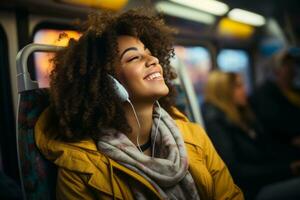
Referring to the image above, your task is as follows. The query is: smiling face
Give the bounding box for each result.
[115,35,169,103]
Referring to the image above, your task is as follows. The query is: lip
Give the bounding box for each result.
[143,68,163,80]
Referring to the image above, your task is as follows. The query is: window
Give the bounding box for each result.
[0,25,18,179]
[33,28,81,88]
[174,46,212,104]
[217,49,252,93]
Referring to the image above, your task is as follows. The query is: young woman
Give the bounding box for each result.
[34,10,243,200]
[202,71,300,200]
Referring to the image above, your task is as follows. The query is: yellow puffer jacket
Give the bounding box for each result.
[35,107,244,200]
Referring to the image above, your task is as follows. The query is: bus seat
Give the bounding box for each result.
[16,44,62,200]
[17,89,56,200]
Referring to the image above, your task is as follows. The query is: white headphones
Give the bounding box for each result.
[108,74,129,102]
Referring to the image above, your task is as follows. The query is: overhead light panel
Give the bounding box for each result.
[155,1,216,25]
[228,8,266,26]
[169,0,229,16]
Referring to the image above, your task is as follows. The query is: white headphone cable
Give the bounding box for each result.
[127,100,162,155]
[127,100,143,153]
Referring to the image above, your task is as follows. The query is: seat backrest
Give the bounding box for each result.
[16,44,62,200]
[17,89,56,200]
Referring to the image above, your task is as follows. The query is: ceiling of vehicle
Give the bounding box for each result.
[153,0,300,47]
[1,0,299,46]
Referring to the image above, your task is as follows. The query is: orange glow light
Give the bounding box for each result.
[217,18,255,39]
[34,29,81,88]
[57,0,128,11]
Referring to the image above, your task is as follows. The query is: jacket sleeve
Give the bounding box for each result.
[56,168,113,200]
[201,127,245,200]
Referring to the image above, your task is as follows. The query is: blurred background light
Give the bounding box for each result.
[218,18,255,39]
[57,0,128,11]
[155,1,216,24]
[169,0,229,16]
[33,29,81,88]
[228,8,266,26]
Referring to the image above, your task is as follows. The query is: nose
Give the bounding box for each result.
[146,55,159,68]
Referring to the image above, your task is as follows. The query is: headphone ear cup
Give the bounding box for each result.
[108,75,129,102]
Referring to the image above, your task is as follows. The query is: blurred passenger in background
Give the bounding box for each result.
[201,71,300,200]
[250,48,300,159]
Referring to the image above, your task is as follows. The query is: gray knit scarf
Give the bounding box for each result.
[97,107,200,200]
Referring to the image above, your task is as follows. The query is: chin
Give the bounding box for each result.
[158,85,170,96]
[147,87,169,102]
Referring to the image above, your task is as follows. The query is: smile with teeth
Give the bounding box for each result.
[144,72,163,80]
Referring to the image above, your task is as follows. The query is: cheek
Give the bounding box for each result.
[121,68,142,90]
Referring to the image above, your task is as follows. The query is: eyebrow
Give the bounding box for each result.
[120,47,138,60]
[120,46,148,60]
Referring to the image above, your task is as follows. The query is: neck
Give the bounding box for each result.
[124,101,154,146]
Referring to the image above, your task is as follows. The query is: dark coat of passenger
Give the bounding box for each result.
[201,102,293,200]
[250,80,300,148]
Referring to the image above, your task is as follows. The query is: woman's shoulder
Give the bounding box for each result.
[171,107,211,150]
[35,108,108,173]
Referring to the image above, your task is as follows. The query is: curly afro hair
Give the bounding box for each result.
[49,8,177,141]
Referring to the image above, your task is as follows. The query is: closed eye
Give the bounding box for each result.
[127,56,140,62]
